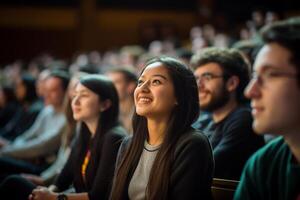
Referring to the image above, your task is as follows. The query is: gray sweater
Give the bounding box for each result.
[128,141,160,200]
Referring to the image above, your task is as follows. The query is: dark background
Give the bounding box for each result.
[0,0,299,65]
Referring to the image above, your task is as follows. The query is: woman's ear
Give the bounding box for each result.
[100,99,112,112]
[226,75,240,92]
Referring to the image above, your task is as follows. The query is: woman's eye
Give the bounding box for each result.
[137,80,144,86]
[152,79,161,85]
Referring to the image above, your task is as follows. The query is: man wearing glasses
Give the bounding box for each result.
[234,18,300,200]
[190,47,265,180]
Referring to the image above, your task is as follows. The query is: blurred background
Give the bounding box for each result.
[0,0,299,67]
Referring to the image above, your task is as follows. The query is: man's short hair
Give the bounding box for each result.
[108,67,138,84]
[48,70,70,91]
[190,47,250,104]
[260,17,300,82]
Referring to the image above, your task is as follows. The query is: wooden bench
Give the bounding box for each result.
[211,178,239,200]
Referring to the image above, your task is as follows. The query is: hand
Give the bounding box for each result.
[29,186,57,200]
[21,173,45,186]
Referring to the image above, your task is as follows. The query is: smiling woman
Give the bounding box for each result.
[134,62,177,120]
[110,56,214,200]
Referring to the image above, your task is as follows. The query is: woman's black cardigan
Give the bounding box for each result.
[55,125,127,200]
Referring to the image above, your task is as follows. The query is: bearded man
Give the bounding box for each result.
[191,47,265,180]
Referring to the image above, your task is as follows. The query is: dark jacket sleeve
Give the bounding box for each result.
[170,131,214,200]
[88,128,126,200]
[54,137,78,191]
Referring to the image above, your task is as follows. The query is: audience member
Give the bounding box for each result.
[106,68,137,134]
[0,85,20,128]
[0,74,127,200]
[110,57,214,200]
[21,73,82,186]
[0,70,69,179]
[234,17,300,200]
[0,74,43,141]
[191,47,265,180]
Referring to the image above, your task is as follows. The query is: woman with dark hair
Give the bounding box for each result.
[0,74,43,141]
[0,74,127,200]
[110,56,214,200]
[30,74,127,200]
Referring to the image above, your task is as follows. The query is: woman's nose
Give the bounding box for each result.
[140,80,150,92]
[72,96,80,105]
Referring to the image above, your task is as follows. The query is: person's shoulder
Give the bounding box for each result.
[109,125,128,136]
[120,135,132,148]
[105,125,128,141]
[221,105,253,130]
[116,135,132,158]
[175,128,211,153]
[229,105,252,120]
[182,128,209,142]
[30,100,44,112]
[42,105,53,113]
[247,136,286,166]
[255,136,285,155]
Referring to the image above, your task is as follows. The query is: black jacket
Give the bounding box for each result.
[55,125,127,200]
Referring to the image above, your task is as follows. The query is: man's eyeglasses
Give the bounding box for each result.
[251,70,298,87]
[195,72,225,84]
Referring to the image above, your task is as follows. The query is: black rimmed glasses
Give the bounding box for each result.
[251,70,298,87]
[195,72,226,84]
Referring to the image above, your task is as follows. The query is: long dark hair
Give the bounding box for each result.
[111,57,200,199]
[74,74,119,189]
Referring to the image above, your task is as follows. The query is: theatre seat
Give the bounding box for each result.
[211,178,239,200]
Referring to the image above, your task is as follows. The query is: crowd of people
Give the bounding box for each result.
[0,11,299,200]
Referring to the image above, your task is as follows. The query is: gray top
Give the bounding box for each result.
[0,105,66,159]
[128,141,160,200]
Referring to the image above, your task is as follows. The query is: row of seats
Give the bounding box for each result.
[212,178,239,200]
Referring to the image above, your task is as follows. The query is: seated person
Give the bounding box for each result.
[0,74,43,141]
[106,67,137,134]
[110,57,213,200]
[0,85,20,128]
[191,47,265,180]
[0,74,127,200]
[234,17,300,200]
[0,71,69,179]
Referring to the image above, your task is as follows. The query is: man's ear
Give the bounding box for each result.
[226,76,239,92]
[100,99,112,112]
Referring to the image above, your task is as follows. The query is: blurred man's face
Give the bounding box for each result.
[107,72,131,101]
[43,77,65,108]
[194,63,230,112]
[245,42,300,135]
